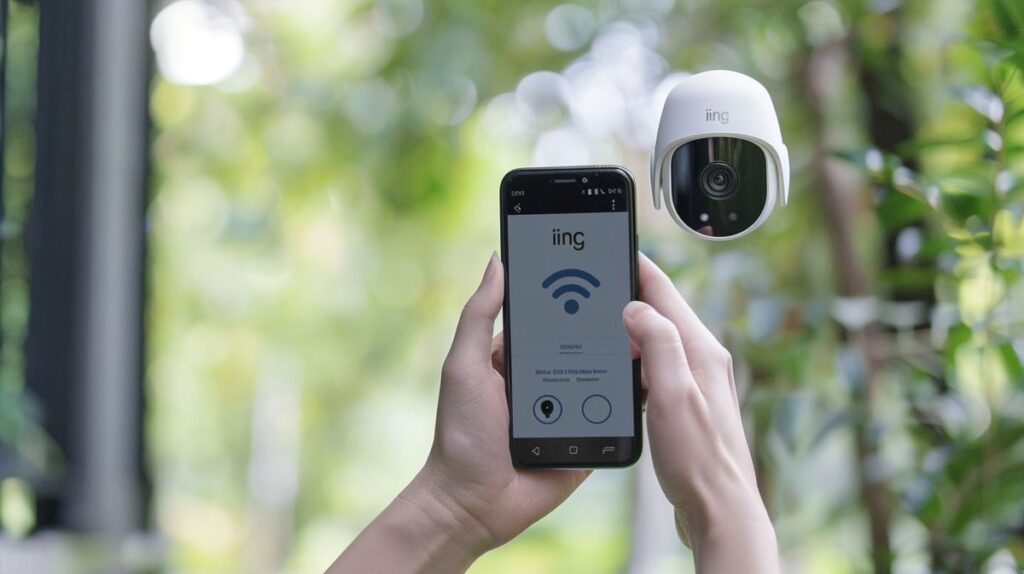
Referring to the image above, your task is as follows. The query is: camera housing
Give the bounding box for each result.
[651,70,789,240]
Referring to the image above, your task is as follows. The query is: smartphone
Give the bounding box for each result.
[500,166,641,468]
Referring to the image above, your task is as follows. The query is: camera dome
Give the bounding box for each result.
[651,70,790,240]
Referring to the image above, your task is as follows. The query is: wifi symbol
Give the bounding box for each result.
[541,268,601,315]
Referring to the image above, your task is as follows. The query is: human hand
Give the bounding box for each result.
[416,252,590,551]
[330,253,589,573]
[622,253,778,573]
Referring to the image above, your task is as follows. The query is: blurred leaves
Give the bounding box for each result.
[0,0,1021,571]
[839,1,1024,568]
[0,478,35,539]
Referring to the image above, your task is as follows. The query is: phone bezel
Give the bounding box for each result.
[499,165,642,469]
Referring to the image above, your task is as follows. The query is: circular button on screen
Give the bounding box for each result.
[533,395,563,424]
[582,394,612,424]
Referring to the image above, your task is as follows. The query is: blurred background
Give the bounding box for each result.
[1,0,1024,572]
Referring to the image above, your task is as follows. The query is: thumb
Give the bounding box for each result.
[622,301,700,406]
[446,253,504,373]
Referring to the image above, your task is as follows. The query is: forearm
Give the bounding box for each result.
[688,508,780,574]
[328,475,486,574]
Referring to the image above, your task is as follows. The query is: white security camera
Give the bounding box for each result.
[650,70,790,240]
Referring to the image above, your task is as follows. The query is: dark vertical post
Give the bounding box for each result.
[25,0,90,528]
[25,0,150,552]
[68,0,150,542]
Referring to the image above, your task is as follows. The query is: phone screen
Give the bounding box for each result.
[501,167,640,467]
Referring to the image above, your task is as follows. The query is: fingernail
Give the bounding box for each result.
[623,300,648,323]
[483,251,499,280]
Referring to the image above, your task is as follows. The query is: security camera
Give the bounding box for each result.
[650,70,789,240]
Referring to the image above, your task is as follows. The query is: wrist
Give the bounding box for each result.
[401,464,496,564]
[681,502,779,574]
[329,467,490,574]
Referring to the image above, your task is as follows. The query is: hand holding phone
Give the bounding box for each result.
[331,246,779,573]
[330,253,592,573]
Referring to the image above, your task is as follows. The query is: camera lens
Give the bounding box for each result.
[699,162,739,200]
[670,137,768,238]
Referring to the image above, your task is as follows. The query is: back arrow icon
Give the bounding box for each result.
[531,446,541,456]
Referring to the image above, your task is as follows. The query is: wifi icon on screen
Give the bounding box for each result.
[541,268,601,315]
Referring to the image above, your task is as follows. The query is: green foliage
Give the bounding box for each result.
[1,0,1023,572]
[0,1,56,509]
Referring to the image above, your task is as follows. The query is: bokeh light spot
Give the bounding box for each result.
[151,0,245,86]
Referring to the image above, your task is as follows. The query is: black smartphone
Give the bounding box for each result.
[500,166,641,468]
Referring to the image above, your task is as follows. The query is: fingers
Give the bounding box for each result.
[636,253,755,482]
[445,253,504,376]
[623,301,719,480]
[637,253,739,410]
[638,252,722,361]
[622,301,700,409]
